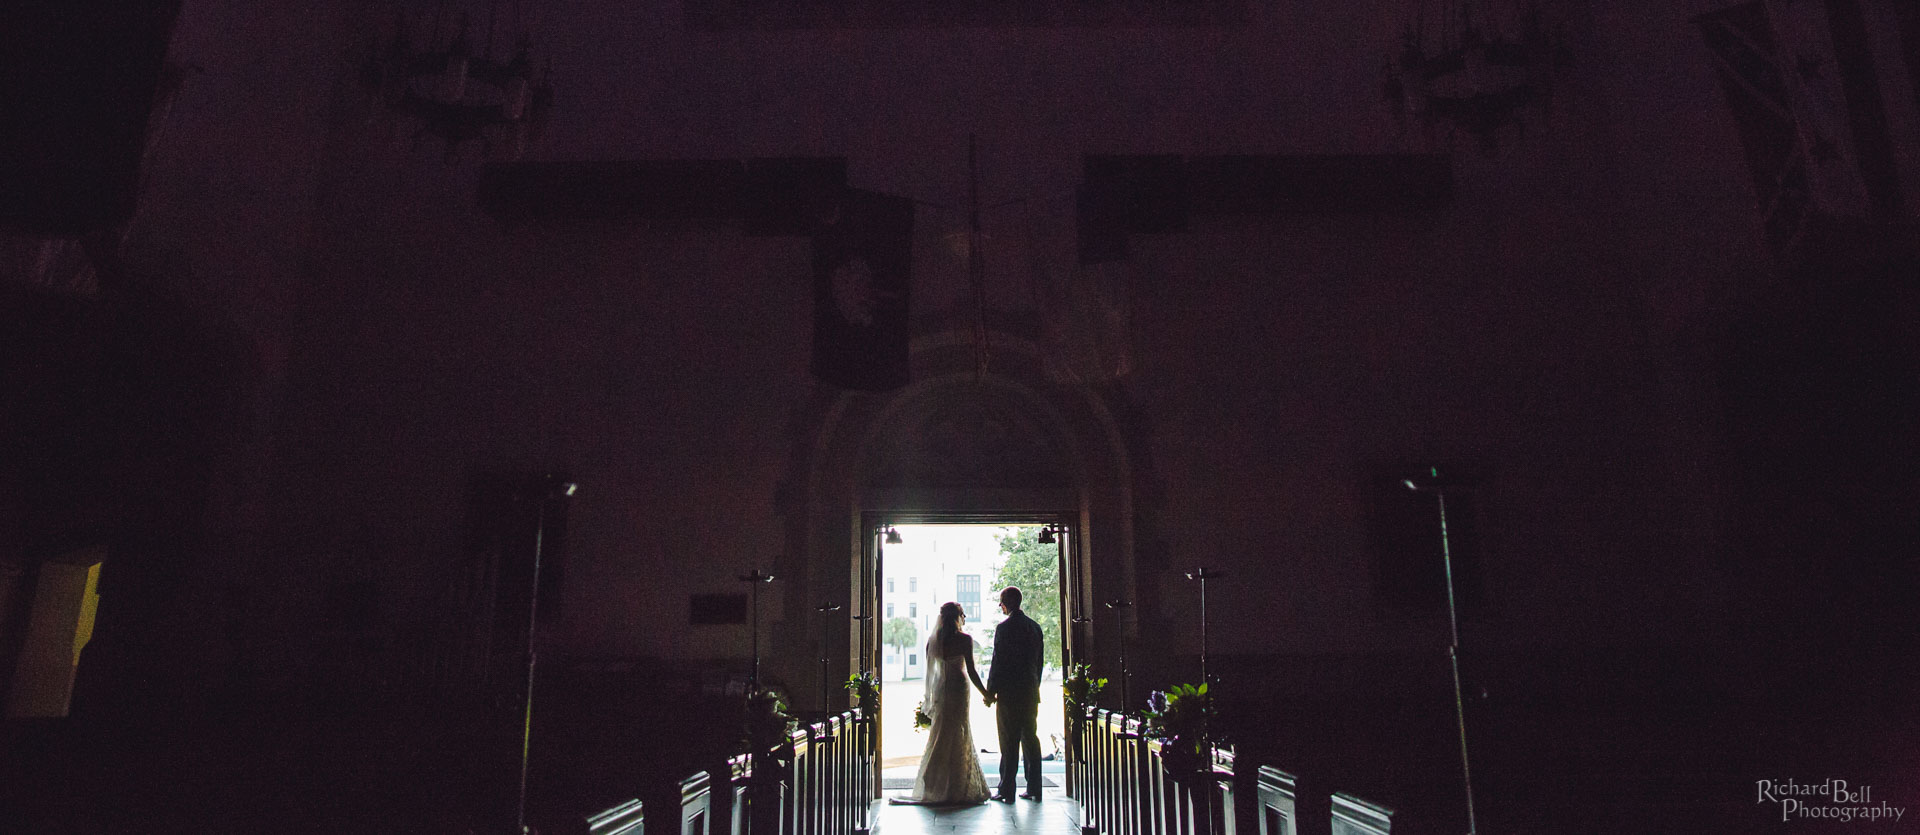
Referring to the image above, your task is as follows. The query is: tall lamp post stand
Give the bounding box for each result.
[1183,568,1221,691]
[850,612,872,681]
[517,476,575,835]
[1106,599,1133,711]
[1182,568,1227,834]
[815,602,841,713]
[851,607,873,835]
[738,569,777,689]
[1405,467,1478,835]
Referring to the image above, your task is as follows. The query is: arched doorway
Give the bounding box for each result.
[864,521,1071,792]
[772,328,1143,789]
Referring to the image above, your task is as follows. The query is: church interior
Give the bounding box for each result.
[3,0,1918,832]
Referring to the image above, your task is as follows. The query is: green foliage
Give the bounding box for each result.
[882,616,918,650]
[742,686,797,755]
[1142,682,1211,745]
[844,671,879,709]
[1143,682,1216,777]
[1062,663,1108,714]
[990,526,1062,669]
[882,616,918,677]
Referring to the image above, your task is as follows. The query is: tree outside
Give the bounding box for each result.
[882,616,918,679]
[990,526,1062,670]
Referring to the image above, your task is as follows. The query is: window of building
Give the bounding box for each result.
[887,578,894,593]
[887,603,895,617]
[909,603,917,618]
[909,577,917,593]
[956,574,980,618]
[908,653,918,666]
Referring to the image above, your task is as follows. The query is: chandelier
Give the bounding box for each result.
[1384,0,1566,154]
[360,2,553,162]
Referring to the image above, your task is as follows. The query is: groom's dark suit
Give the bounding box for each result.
[986,608,1045,799]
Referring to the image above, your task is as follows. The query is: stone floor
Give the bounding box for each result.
[881,758,1067,791]
[872,791,1085,835]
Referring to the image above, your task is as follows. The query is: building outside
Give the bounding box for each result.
[880,525,1010,682]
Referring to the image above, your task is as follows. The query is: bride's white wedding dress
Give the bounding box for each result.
[900,635,989,805]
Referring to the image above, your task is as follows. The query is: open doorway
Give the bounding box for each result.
[875,523,1068,795]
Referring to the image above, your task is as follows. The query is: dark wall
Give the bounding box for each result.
[6,1,1918,831]
[21,0,1912,735]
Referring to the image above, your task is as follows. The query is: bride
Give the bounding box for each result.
[897,602,992,805]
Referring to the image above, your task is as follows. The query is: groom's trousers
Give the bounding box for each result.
[995,692,1043,797]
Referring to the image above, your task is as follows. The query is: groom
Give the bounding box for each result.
[984,585,1044,801]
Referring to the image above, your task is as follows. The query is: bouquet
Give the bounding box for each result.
[913,701,932,731]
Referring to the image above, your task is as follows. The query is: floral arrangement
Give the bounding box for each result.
[1142,682,1214,777]
[1060,663,1109,763]
[742,686,797,754]
[913,701,932,731]
[844,671,879,712]
[1062,663,1108,716]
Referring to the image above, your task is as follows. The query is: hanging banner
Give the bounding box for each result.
[812,189,915,392]
[1698,0,1905,252]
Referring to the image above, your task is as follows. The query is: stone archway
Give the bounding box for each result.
[772,328,1142,714]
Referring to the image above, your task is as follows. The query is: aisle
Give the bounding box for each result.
[872,789,1083,835]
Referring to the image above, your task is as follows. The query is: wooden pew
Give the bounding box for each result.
[849,709,873,835]
[1253,766,1298,835]
[804,719,831,835]
[1098,714,1121,835]
[572,710,870,835]
[676,772,714,835]
[714,753,752,835]
[1099,710,1117,834]
[1121,714,1150,835]
[1329,792,1393,835]
[822,716,843,835]
[785,725,811,835]
[1072,709,1097,834]
[586,799,645,835]
[1212,744,1237,835]
[1146,736,1183,835]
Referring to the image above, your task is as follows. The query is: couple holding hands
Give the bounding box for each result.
[897,586,1046,806]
